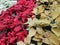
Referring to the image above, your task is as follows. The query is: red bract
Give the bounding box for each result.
[14,26,21,32]
[0,0,36,45]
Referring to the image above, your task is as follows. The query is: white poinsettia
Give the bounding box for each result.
[0,0,17,13]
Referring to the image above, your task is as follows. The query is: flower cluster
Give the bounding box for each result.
[0,0,17,13]
[24,0,60,45]
[0,0,36,45]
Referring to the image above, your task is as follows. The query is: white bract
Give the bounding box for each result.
[0,0,17,13]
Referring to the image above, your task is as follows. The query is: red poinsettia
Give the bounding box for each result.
[0,0,36,45]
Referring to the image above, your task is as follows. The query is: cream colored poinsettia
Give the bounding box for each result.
[32,7,38,15]
[17,41,25,45]
[28,28,36,37]
[37,42,42,45]
[38,5,44,13]
[46,31,60,45]
[33,5,44,15]
[55,16,60,26]
[52,27,60,37]
[40,13,47,19]
[36,27,44,35]
[49,4,60,19]
[24,0,60,45]
[40,0,48,2]
[26,18,37,27]
[24,35,31,44]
